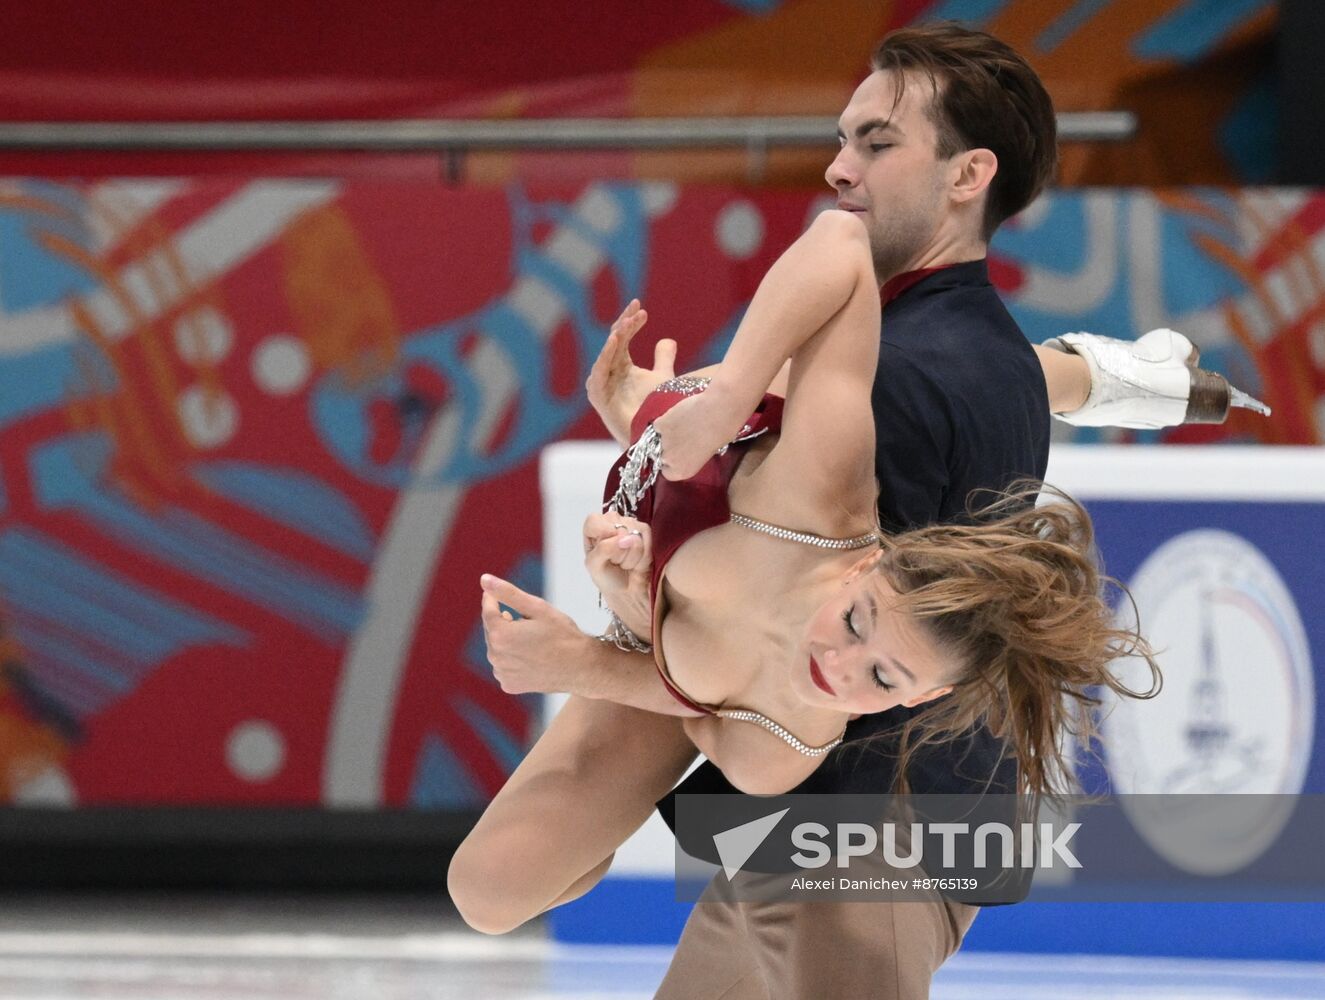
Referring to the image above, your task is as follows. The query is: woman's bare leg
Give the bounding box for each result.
[447,694,698,934]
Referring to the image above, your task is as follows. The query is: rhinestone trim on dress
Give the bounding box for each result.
[728,512,878,551]
[604,424,664,518]
[654,375,712,395]
[716,709,844,756]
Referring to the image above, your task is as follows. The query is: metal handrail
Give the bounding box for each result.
[0,112,1136,151]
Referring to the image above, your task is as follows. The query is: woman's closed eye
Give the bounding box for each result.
[842,606,894,691]
[840,606,859,638]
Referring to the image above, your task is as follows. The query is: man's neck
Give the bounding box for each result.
[880,265,948,304]
[909,236,987,273]
[882,231,988,284]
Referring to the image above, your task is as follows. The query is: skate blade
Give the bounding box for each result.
[1229,385,1271,417]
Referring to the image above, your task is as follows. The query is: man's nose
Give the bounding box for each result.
[825,150,855,191]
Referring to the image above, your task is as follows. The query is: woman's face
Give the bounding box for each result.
[794,555,958,715]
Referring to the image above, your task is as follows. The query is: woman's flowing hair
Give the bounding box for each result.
[874,483,1162,802]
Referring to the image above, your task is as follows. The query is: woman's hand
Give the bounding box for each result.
[583,512,652,579]
[586,300,678,446]
[582,513,653,640]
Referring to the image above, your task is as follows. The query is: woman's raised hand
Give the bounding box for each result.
[583,511,652,600]
[586,300,678,446]
[582,513,654,642]
[583,512,652,571]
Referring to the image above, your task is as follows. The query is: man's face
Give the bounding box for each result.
[826,69,955,281]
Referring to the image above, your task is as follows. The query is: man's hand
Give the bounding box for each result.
[480,575,592,695]
[479,573,697,717]
[586,299,678,446]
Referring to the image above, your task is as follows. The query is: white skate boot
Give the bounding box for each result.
[1046,328,1271,429]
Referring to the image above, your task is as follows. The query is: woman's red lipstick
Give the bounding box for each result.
[809,656,836,696]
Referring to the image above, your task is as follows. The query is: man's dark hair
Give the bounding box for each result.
[871,21,1058,241]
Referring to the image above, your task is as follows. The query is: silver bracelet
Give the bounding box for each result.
[597,609,653,653]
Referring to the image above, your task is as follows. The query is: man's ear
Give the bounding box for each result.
[950,148,997,205]
[903,684,953,709]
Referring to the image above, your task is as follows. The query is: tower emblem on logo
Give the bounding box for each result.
[1104,529,1314,875]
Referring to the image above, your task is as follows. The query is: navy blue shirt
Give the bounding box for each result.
[872,259,1049,534]
[659,258,1051,852]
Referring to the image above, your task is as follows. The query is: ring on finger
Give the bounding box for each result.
[628,529,643,537]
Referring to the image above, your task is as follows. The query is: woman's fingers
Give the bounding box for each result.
[583,516,650,573]
[614,526,650,572]
[650,336,675,379]
[589,302,641,394]
[585,536,618,575]
[608,300,638,337]
[614,301,647,349]
[583,513,629,555]
[592,533,634,567]
[610,298,639,328]
[618,539,644,572]
[586,331,623,396]
[583,511,631,534]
